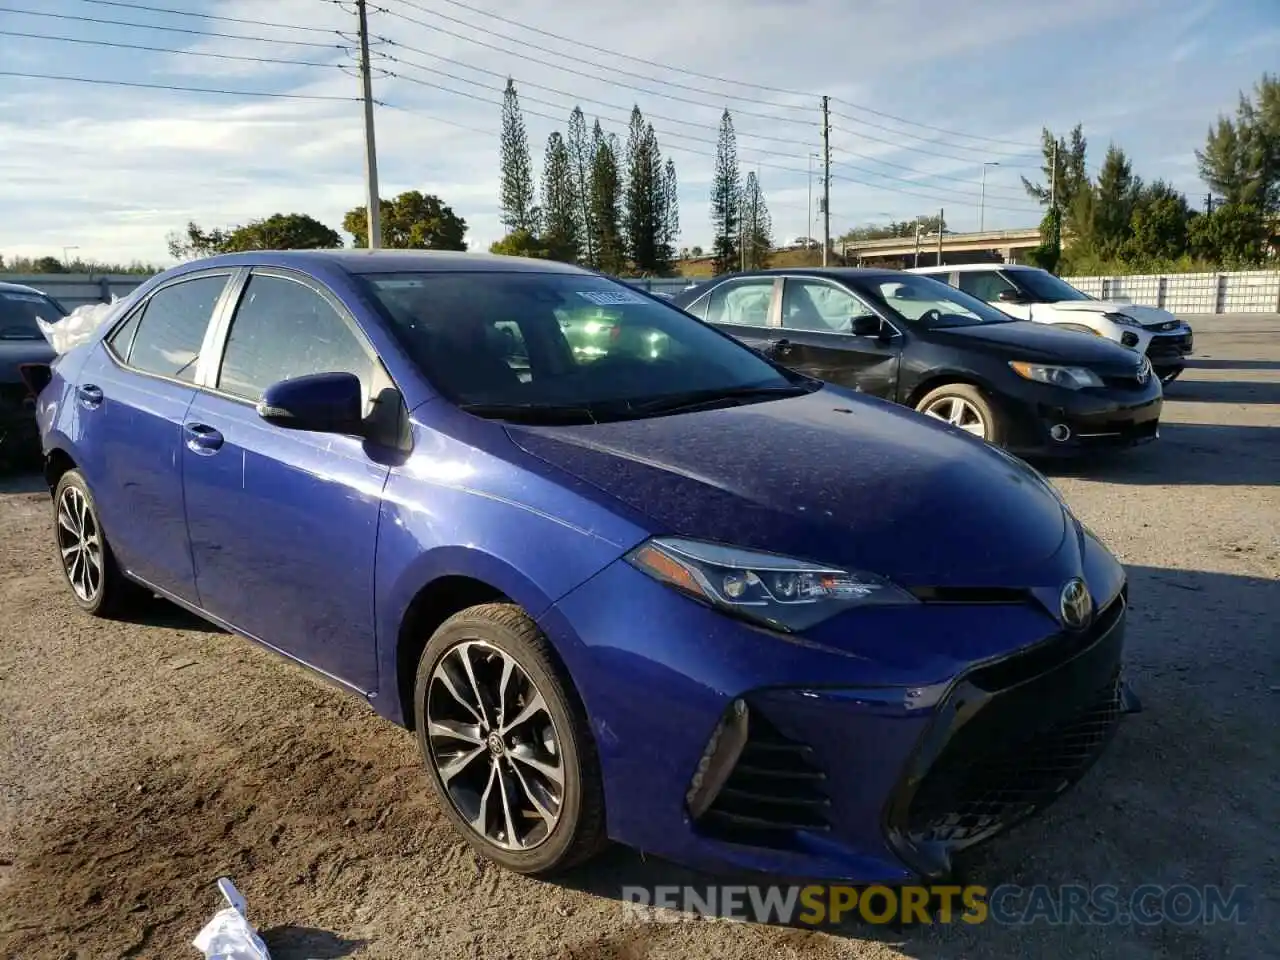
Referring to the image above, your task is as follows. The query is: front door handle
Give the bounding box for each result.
[77,384,103,408]
[767,338,793,359]
[184,422,224,455]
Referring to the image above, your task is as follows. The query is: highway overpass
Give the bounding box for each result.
[842,227,1042,266]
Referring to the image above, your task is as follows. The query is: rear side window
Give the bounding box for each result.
[705,279,775,326]
[217,274,375,403]
[124,275,229,382]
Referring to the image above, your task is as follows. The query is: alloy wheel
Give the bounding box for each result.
[425,640,564,851]
[56,486,102,602]
[922,395,988,438]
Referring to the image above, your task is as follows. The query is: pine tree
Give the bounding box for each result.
[739,172,773,269]
[711,110,742,275]
[1197,73,1280,213]
[1090,144,1142,258]
[624,107,665,273]
[540,132,580,262]
[567,106,595,266]
[589,122,625,274]
[659,158,680,270]
[500,78,538,234]
[1022,124,1089,213]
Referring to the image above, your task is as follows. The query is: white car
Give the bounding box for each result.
[909,263,1194,382]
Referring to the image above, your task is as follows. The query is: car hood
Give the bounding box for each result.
[1052,300,1179,326]
[928,320,1141,368]
[506,388,1068,585]
[0,340,56,384]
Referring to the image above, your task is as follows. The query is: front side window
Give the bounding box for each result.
[850,274,1014,329]
[781,279,877,333]
[956,270,1017,303]
[124,275,229,381]
[360,271,802,419]
[705,279,775,326]
[217,274,375,403]
[0,289,65,340]
[1009,269,1093,302]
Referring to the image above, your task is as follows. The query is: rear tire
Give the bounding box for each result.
[413,602,606,876]
[52,469,148,617]
[915,383,1004,446]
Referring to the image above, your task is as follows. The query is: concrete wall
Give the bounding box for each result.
[1065,271,1280,314]
[2,274,148,311]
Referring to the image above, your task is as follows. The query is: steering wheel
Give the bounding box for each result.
[919,309,943,327]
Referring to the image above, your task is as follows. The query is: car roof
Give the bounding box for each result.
[0,280,54,295]
[186,249,594,276]
[909,263,1043,274]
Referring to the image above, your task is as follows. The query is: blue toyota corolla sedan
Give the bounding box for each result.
[34,250,1137,883]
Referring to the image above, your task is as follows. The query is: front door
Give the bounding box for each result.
[72,272,233,603]
[777,277,900,398]
[181,269,394,693]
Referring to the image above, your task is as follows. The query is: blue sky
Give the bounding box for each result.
[1,0,1277,265]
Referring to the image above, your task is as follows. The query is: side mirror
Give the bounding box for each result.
[851,314,882,337]
[996,289,1025,304]
[256,372,365,436]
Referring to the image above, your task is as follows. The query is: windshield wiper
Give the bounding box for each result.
[457,402,598,425]
[619,383,814,418]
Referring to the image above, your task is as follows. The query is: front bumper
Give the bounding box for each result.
[1144,327,1194,368]
[1002,379,1163,457]
[539,529,1131,883]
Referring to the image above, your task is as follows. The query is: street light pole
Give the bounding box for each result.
[979,161,999,232]
[62,246,79,268]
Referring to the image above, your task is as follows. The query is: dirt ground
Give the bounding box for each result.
[0,315,1276,959]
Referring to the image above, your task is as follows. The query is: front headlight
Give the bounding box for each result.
[1102,312,1142,327]
[1009,361,1103,389]
[626,537,917,632]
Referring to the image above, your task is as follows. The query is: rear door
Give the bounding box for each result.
[181,267,394,692]
[776,276,901,398]
[72,271,234,603]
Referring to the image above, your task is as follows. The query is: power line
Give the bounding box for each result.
[830,123,1036,169]
[384,75,1040,212]
[69,0,346,34]
[830,152,1032,201]
[375,1,817,125]
[0,29,350,70]
[0,70,361,101]
[387,0,1039,156]
[380,46,816,149]
[831,102,1039,153]
[0,6,348,50]
[405,0,814,99]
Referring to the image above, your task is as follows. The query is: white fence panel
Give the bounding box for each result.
[1064,271,1280,314]
[1219,270,1280,312]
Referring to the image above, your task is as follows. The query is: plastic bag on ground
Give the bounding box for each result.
[37,297,123,355]
[192,878,272,960]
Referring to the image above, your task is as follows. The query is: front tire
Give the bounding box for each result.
[413,603,606,876]
[52,469,147,617]
[915,383,1004,445]
[1155,365,1183,384]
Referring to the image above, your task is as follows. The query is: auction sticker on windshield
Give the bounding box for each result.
[576,290,647,306]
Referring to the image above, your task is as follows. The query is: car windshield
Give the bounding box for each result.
[359,271,808,422]
[852,274,1014,329]
[1010,269,1093,302]
[0,288,65,340]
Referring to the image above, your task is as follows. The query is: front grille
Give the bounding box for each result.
[1145,334,1191,357]
[905,676,1122,847]
[698,713,831,848]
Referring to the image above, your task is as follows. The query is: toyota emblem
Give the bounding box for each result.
[1059,578,1093,630]
[1136,358,1150,385]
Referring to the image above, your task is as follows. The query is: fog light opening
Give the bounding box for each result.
[1050,423,1072,443]
[686,698,750,819]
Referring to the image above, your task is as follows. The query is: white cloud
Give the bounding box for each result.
[0,0,1266,265]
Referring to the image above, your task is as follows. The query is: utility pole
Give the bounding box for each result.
[936,208,944,266]
[356,0,382,249]
[979,161,999,232]
[913,221,921,267]
[1049,140,1060,251]
[807,153,813,249]
[1205,193,1216,214]
[821,96,831,266]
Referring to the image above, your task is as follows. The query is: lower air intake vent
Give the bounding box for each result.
[695,711,830,849]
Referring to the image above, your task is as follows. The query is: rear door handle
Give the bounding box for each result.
[184,422,224,455]
[77,384,103,408]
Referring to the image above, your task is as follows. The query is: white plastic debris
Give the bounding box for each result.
[37,297,122,355]
[192,878,272,960]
